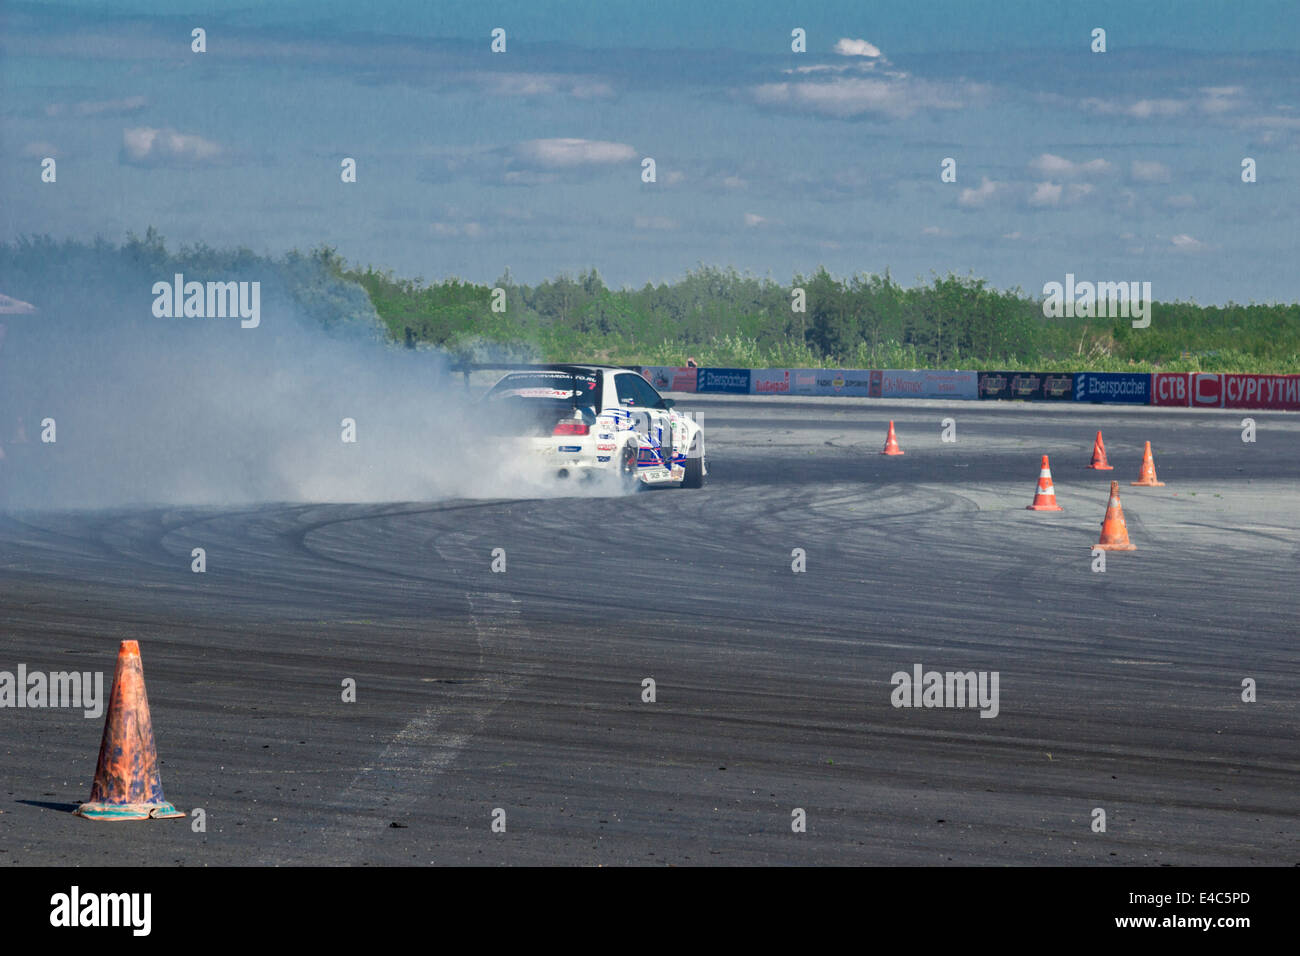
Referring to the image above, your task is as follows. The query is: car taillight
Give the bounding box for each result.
[553,421,589,435]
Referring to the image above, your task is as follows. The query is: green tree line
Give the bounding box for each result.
[338,258,1300,373]
[3,233,1296,373]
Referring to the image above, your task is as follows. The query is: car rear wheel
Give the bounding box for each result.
[620,444,641,491]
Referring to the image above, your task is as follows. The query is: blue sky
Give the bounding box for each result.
[2,0,1298,303]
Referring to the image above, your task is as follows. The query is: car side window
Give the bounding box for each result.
[616,373,663,408]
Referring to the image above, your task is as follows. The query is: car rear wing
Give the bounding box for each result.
[447,362,643,387]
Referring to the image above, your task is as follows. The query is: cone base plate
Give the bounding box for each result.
[881,450,904,456]
[1026,503,1063,511]
[1094,542,1137,551]
[75,801,185,821]
[1130,480,1165,486]
[1087,464,1114,470]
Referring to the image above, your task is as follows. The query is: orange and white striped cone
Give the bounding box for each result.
[1095,480,1137,551]
[881,421,904,456]
[1025,454,1064,511]
[1130,441,1165,486]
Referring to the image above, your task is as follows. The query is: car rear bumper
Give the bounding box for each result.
[510,437,682,483]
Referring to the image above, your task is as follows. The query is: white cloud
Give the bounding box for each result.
[722,175,747,189]
[1082,97,1188,119]
[430,221,484,238]
[1199,86,1244,114]
[480,73,614,99]
[1002,231,1022,240]
[1027,181,1094,207]
[0,292,37,314]
[785,63,852,75]
[1028,181,1063,207]
[120,127,221,166]
[1238,114,1300,130]
[665,170,686,185]
[510,138,636,168]
[743,213,768,227]
[1165,193,1196,208]
[22,141,60,158]
[1028,153,1110,177]
[753,76,972,119]
[1171,233,1205,251]
[921,225,950,237]
[1129,99,1187,119]
[834,38,882,58]
[47,95,147,118]
[1130,160,1172,183]
[958,177,1005,208]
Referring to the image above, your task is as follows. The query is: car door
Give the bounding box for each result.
[613,372,676,468]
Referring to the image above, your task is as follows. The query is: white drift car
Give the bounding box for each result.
[482,364,707,488]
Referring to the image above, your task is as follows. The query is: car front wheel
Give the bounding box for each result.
[681,437,707,488]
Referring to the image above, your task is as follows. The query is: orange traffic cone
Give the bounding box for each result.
[1026,454,1064,510]
[881,421,904,456]
[1087,431,1114,470]
[75,641,184,821]
[1095,480,1137,551]
[1131,441,1165,486]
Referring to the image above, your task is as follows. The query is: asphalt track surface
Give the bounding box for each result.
[2,398,1297,866]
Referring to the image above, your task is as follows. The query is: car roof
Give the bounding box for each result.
[488,363,636,373]
[539,364,634,373]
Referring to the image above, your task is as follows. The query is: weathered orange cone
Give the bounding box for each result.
[75,641,184,821]
[1026,454,1064,510]
[881,421,904,456]
[1131,441,1165,486]
[1087,430,1114,470]
[1095,480,1137,551]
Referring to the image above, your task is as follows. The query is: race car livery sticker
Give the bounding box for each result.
[501,387,585,399]
[602,410,634,430]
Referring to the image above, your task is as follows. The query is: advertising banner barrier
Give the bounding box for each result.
[978,371,1075,401]
[751,369,978,398]
[1149,372,1300,410]
[751,369,820,395]
[871,370,979,399]
[1152,372,1189,406]
[696,367,751,394]
[1072,372,1151,404]
[641,366,698,393]
[807,369,874,396]
[657,367,1299,408]
[1190,373,1223,408]
[1222,374,1300,410]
